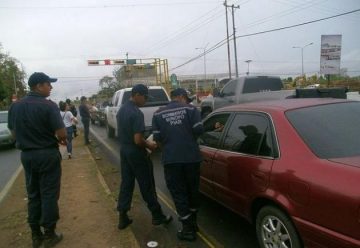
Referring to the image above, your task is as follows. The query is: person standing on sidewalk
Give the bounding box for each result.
[59,101,78,159]
[66,99,78,138]
[8,72,66,248]
[116,84,172,229]
[152,88,204,241]
[79,96,91,145]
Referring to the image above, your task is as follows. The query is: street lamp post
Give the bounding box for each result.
[292,42,313,77]
[245,60,252,75]
[196,43,209,84]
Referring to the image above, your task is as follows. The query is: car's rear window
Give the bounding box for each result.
[286,102,360,159]
[144,89,169,107]
[243,77,283,93]
[121,89,169,106]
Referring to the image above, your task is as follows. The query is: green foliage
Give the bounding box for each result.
[0,44,27,110]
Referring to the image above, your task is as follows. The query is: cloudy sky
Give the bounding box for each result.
[1,0,359,102]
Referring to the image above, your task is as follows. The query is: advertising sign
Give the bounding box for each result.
[320,35,342,75]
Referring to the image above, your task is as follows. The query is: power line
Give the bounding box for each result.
[236,8,360,39]
[144,7,224,53]
[170,8,360,71]
[0,1,222,9]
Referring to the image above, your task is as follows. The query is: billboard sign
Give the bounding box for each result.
[320,35,342,75]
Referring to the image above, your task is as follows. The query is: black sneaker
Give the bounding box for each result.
[32,233,43,248]
[118,213,133,230]
[152,214,173,226]
[43,232,63,248]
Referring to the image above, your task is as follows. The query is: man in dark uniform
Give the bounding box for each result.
[8,72,66,248]
[78,96,90,144]
[152,88,204,241]
[116,84,172,229]
[66,98,78,137]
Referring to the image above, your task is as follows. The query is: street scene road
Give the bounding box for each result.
[89,123,260,248]
[1,1,360,247]
[0,147,20,192]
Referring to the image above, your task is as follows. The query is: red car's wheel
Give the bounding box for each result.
[256,206,302,248]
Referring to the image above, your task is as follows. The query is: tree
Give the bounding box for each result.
[0,44,26,109]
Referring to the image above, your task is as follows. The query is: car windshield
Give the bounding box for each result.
[286,102,360,159]
[0,112,8,123]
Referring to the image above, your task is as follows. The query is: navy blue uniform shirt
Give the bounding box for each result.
[8,92,65,151]
[117,100,145,149]
[79,103,90,119]
[152,101,204,165]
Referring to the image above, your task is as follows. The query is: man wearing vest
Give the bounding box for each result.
[152,88,204,241]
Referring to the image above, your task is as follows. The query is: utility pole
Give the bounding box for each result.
[13,73,17,97]
[224,1,240,77]
[230,4,240,78]
[224,0,232,79]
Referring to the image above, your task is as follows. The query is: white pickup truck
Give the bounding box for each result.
[105,86,170,138]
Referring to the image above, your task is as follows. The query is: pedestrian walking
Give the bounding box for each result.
[78,96,91,145]
[66,99,78,137]
[116,84,172,229]
[152,88,204,241]
[59,101,78,159]
[8,72,66,248]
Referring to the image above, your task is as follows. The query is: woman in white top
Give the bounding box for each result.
[59,101,78,159]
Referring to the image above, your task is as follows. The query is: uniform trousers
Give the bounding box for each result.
[117,146,161,213]
[21,148,62,229]
[81,118,90,144]
[164,163,200,218]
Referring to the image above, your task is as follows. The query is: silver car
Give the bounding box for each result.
[0,111,15,147]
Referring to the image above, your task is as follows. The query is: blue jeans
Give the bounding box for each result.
[21,148,62,229]
[66,126,73,154]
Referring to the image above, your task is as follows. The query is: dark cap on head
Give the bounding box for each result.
[80,96,87,102]
[171,88,192,103]
[28,72,57,87]
[131,84,148,96]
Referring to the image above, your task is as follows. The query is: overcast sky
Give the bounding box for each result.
[1,0,359,102]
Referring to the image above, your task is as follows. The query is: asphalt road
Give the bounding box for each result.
[0,146,21,193]
[90,123,260,248]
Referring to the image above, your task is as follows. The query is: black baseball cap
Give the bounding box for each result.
[28,72,57,87]
[132,84,148,96]
[171,88,192,103]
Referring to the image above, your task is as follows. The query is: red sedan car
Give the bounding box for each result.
[198,98,360,248]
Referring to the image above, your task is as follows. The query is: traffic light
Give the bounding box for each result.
[88,60,100,66]
[113,60,125,65]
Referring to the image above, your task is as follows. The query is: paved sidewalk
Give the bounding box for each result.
[0,134,140,248]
